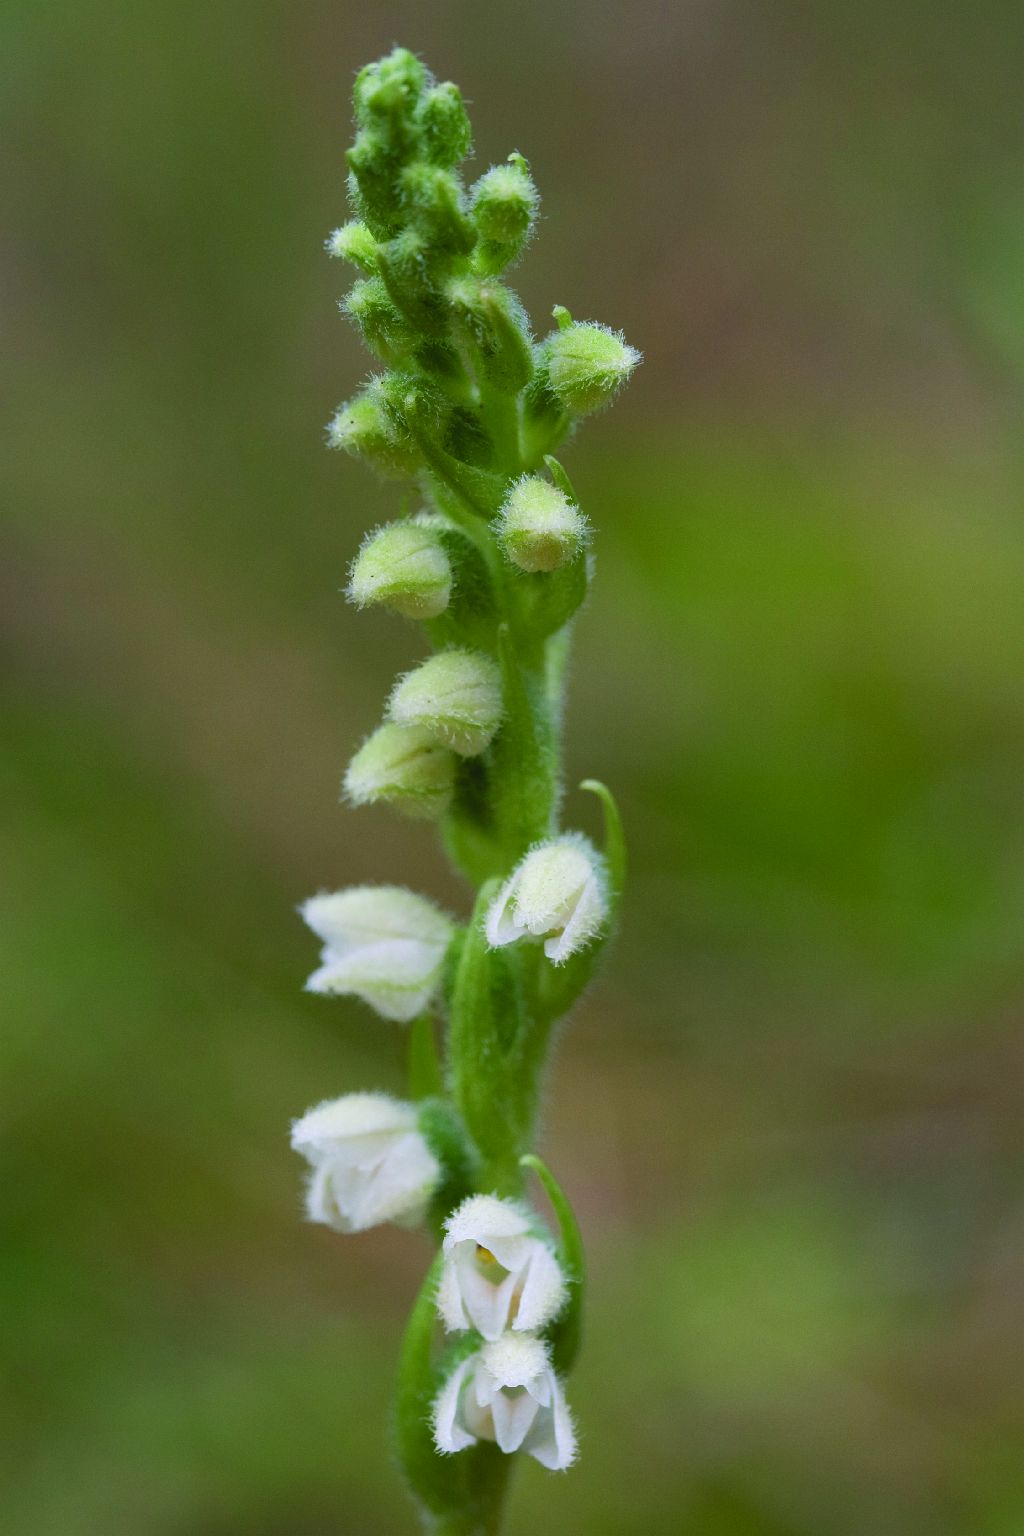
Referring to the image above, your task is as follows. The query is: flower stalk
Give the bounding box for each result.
[291,46,638,1533]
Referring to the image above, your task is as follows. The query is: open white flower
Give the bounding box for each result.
[291,1093,440,1233]
[433,1333,576,1470]
[301,885,453,1022]
[484,835,607,964]
[437,1194,566,1341]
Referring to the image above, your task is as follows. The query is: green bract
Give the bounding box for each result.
[296,45,640,1534]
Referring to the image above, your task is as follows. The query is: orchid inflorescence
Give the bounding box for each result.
[289,46,638,1533]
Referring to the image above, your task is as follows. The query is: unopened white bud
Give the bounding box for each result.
[301,884,453,1022]
[388,649,502,757]
[485,835,607,964]
[497,476,587,573]
[348,522,452,619]
[344,722,457,819]
[291,1093,441,1232]
[433,1333,576,1469]
[545,321,641,416]
[438,1194,566,1341]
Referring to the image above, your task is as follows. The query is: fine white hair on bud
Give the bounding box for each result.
[388,649,503,757]
[496,475,587,573]
[326,387,421,478]
[344,721,457,819]
[291,1092,441,1233]
[437,1194,567,1341]
[326,220,379,272]
[485,834,608,964]
[433,1333,576,1469]
[545,321,641,417]
[348,521,453,619]
[301,884,453,1021]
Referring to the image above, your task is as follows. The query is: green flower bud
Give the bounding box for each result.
[470,158,538,245]
[344,722,456,819]
[417,81,472,168]
[353,48,426,133]
[348,521,453,619]
[343,277,416,363]
[326,384,421,478]
[446,278,533,393]
[496,476,587,573]
[326,221,378,273]
[388,650,502,757]
[346,129,402,233]
[376,231,447,333]
[400,164,475,254]
[545,322,641,416]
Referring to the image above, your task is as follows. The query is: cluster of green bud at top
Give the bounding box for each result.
[290,46,638,1536]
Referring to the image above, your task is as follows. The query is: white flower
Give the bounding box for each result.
[291,1092,441,1233]
[484,835,607,964]
[433,1333,576,1470]
[437,1194,566,1341]
[301,885,453,1023]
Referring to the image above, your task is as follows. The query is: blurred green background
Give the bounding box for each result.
[4,2,1024,1532]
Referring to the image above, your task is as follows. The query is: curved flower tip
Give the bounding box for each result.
[484,835,607,964]
[301,885,453,1022]
[433,1333,576,1470]
[291,1092,441,1233]
[437,1193,566,1341]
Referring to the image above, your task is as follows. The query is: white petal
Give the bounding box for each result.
[351,1131,440,1230]
[433,1358,476,1455]
[291,1093,415,1160]
[513,841,592,933]
[484,873,525,949]
[443,1195,531,1249]
[480,1332,549,1390]
[305,938,443,1022]
[521,1373,576,1470]
[301,886,452,950]
[543,871,607,964]
[455,1247,520,1342]
[514,1243,567,1333]
[490,1387,540,1454]
[437,1254,470,1332]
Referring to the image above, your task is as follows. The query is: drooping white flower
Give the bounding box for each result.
[433,1333,576,1470]
[291,1092,440,1233]
[301,885,453,1022]
[484,835,607,964]
[437,1194,566,1341]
